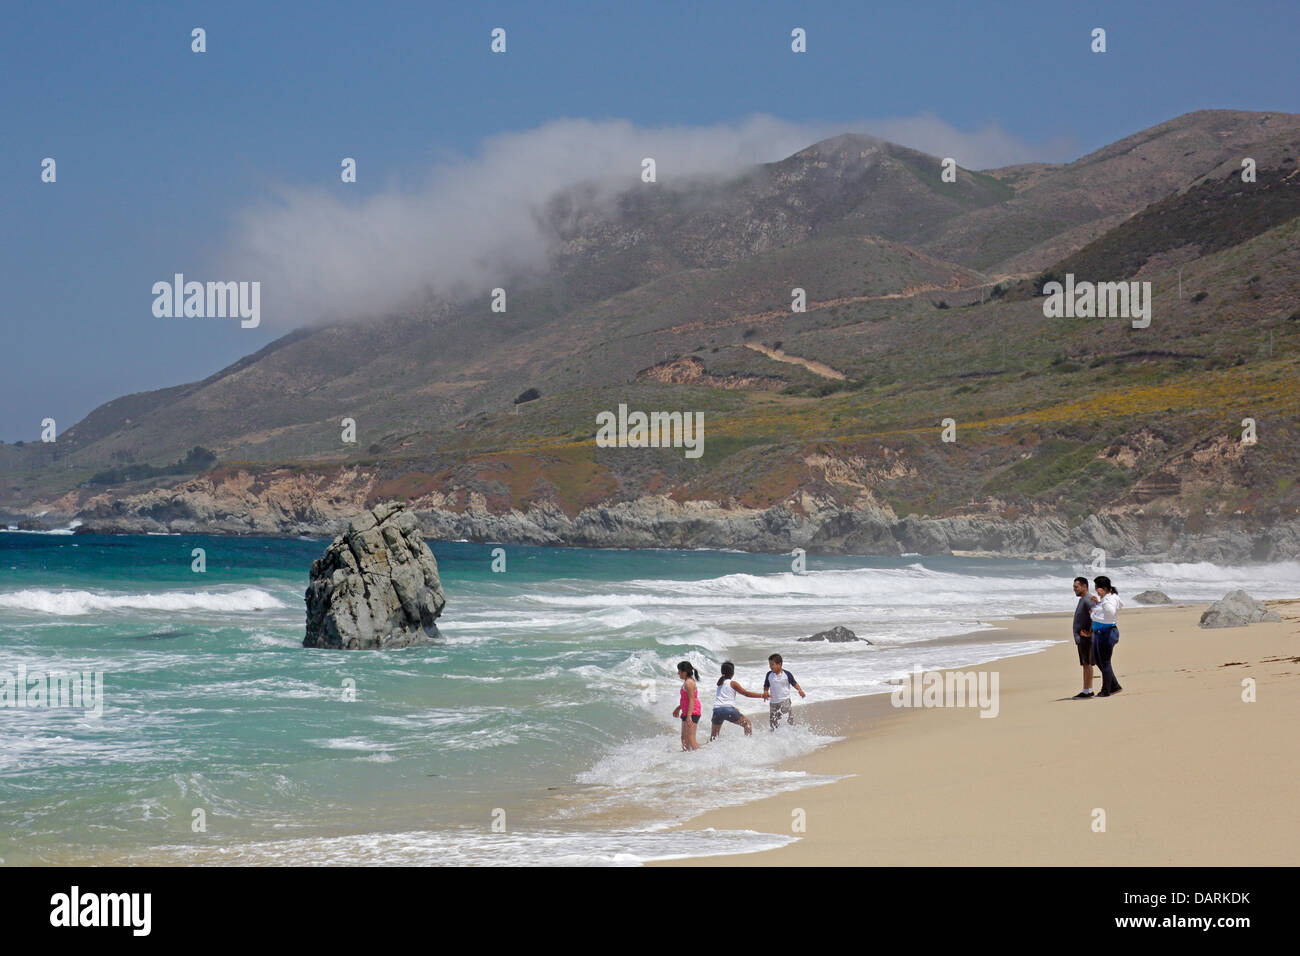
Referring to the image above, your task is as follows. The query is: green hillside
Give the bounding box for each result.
[4,110,1298,546]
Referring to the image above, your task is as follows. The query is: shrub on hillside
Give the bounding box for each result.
[89,446,216,486]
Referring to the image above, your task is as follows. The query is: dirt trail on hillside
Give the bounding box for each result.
[658,282,976,337]
[744,343,846,380]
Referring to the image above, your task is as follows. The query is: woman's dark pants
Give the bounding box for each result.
[1091,625,1122,694]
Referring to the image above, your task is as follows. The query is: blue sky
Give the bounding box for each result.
[2,0,1297,441]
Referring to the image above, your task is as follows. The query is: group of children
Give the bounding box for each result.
[672,654,806,751]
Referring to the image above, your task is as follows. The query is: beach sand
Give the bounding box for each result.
[654,601,1300,866]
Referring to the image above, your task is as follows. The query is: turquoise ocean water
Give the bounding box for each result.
[2,529,1296,865]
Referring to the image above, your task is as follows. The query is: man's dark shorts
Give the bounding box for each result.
[1076,634,1094,666]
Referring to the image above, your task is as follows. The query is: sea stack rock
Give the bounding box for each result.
[800,625,868,643]
[1132,589,1173,605]
[303,502,446,649]
[1198,590,1281,629]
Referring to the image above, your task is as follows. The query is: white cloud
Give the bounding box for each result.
[866,112,1076,169]
[225,114,1074,326]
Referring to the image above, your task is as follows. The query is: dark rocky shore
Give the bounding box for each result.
[24,494,1300,563]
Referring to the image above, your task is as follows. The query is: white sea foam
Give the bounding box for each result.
[522,560,1300,641]
[1123,560,1300,599]
[310,737,388,752]
[573,718,845,824]
[591,606,650,628]
[655,625,734,651]
[247,630,302,648]
[124,826,796,866]
[195,676,338,701]
[0,709,172,773]
[0,587,286,616]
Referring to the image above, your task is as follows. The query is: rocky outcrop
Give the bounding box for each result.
[1198,590,1282,629]
[637,355,787,391]
[55,466,376,537]
[412,498,1300,563]
[303,502,446,650]
[28,471,1300,564]
[1132,589,1173,605]
[799,626,868,643]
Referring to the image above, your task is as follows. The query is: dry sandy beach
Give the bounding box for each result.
[657,601,1300,867]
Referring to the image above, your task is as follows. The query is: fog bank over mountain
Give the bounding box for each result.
[226,113,1075,326]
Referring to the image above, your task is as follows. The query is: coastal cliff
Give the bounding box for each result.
[20,464,1299,562]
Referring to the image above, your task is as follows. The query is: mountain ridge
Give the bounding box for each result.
[5,109,1299,561]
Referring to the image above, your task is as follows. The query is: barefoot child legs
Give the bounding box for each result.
[709,661,763,740]
[675,661,702,750]
[762,653,806,730]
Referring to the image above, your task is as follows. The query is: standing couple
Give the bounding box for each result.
[1070,574,1124,699]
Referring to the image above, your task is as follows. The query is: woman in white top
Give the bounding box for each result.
[1089,575,1124,697]
[709,661,764,739]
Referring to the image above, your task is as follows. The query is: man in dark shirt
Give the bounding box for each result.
[1072,576,1096,699]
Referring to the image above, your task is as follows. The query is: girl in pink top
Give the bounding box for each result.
[672,661,702,751]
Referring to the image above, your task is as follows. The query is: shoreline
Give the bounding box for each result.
[0,524,1157,561]
[11,522,1300,577]
[16,619,1083,866]
[650,600,1300,866]
[7,495,1299,565]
